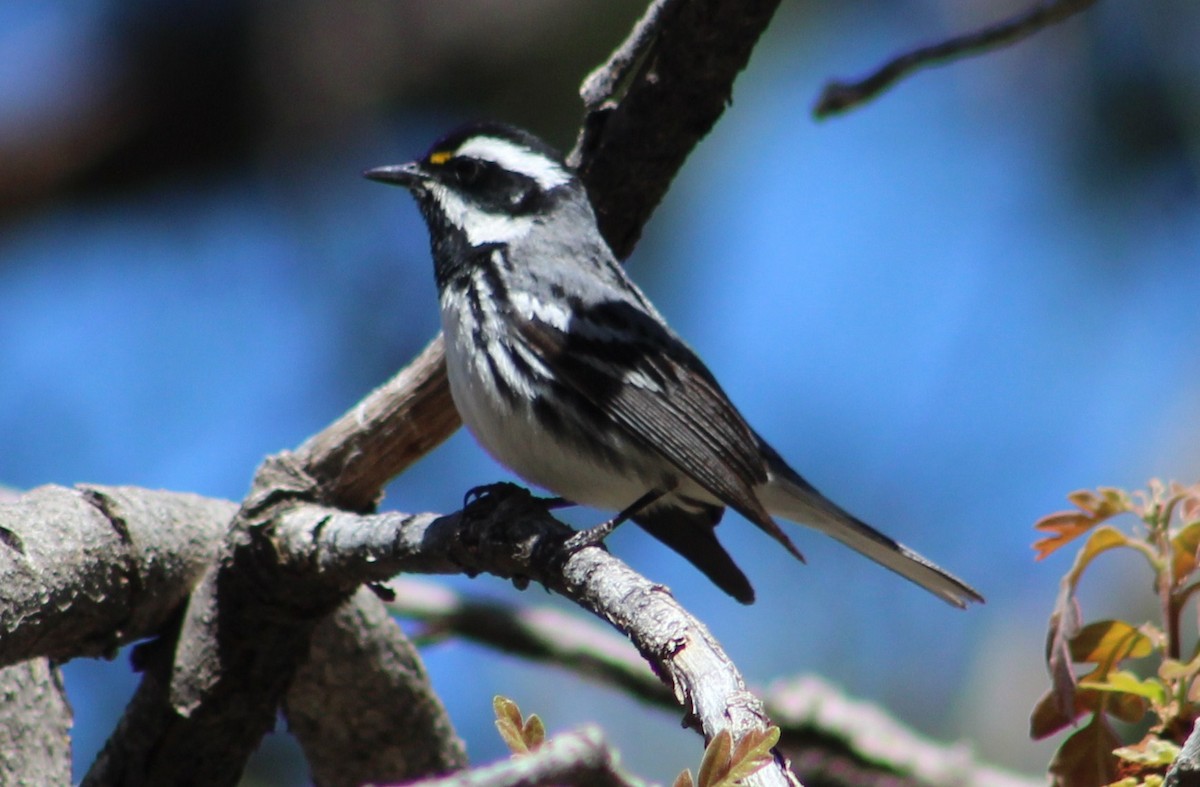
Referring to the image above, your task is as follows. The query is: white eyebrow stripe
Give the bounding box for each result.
[454,136,571,190]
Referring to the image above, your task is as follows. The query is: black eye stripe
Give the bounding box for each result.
[437,156,483,187]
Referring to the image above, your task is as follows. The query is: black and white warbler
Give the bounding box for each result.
[366,122,982,607]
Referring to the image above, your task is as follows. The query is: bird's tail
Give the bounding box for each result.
[755,442,983,608]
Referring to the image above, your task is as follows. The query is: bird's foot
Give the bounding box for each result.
[561,485,672,553]
[463,483,574,517]
[462,481,527,516]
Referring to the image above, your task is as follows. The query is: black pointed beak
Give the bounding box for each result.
[363,161,427,187]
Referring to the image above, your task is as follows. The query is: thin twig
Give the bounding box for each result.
[813,0,1099,118]
[386,577,674,708]
[579,0,686,111]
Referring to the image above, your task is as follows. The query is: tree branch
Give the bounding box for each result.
[0,660,72,785]
[273,484,795,785]
[0,484,233,667]
[387,577,675,708]
[4,479,1024,786]
[387,578,1038,787]
[70,0,803,783]
[285,588,467,787]
[813,0,1099,118]
[569,0,785,259]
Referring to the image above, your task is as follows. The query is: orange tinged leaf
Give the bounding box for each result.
[1034,489,1130,559]
[1171,521,1200,585]
[1069,620,1152,665]
[1067,487,1128,516]
[1034,513,1099,560]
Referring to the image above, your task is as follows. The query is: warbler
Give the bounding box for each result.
[367,122,981,607]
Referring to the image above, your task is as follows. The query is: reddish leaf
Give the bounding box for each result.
[1031,689,1082,740]
[1103,687,1151,725]
[1034,513,1100,560]
[1046,583,1084,718]
[1030,682,1146,741]
[523,714,545,750]
[1034,489,1130,559]
[726,728,779,784]
[1068,488,1129,516]
[1048,716,1119,787]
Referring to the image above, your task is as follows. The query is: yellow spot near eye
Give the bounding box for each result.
[428,150,453,165]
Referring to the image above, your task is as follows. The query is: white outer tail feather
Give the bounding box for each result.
[757,471,983,608]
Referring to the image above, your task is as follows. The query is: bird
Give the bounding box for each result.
[365,122,982,607]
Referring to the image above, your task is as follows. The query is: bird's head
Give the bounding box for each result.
[365,123,581,248]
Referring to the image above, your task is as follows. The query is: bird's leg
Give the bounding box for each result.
[563,484,673,552]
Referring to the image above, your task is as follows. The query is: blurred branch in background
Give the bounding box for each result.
[813,0,1099,117]
[389,577,1038,787]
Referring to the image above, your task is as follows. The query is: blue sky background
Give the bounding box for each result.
[2,1,1198,783]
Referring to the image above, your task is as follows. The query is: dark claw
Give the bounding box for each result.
[367,582,396,602]
[462,481,524,512]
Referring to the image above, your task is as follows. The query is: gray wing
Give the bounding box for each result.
[514,297,803,562]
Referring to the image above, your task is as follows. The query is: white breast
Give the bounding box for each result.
[439,286,663,512]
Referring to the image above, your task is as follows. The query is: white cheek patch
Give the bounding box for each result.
[429,183,535,246]
[454,136,571,190]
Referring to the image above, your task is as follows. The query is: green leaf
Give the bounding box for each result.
[1079,670,1165,706]
[493,696,528,754]
[1113,737,1180,766]
[1159,652,1200,681]
[1069,526,1132,585]
[696,730,731,787]
[724,727,779,784]
[523,714,545,750]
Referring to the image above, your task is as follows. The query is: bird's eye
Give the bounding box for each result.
[450,157,486,187]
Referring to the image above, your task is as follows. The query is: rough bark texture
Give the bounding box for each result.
[0,485,233,667]
[285,588,467,787]
[0,659,73,785]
